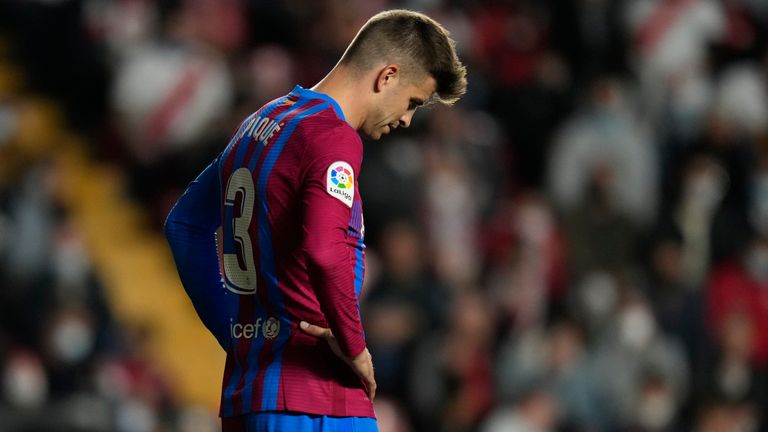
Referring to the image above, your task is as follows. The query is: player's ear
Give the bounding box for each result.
[374,64,399,93]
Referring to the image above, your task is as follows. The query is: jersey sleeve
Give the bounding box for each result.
[300,123,366,359]
[164,156,233,350]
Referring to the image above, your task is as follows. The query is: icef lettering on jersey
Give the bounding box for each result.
[164,86,372,419]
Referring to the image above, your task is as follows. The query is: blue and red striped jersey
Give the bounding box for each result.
[164,86,373,418]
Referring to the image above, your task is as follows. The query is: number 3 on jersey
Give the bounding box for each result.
[223,167,258,294]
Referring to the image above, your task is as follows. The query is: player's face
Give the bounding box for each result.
[364,73,436,140]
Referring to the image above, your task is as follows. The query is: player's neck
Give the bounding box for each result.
[311,66,369,130]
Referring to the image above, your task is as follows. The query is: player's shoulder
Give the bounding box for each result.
[299,111,358,138]
[298,111,361,153]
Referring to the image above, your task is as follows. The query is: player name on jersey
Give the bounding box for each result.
[235,114,282,145]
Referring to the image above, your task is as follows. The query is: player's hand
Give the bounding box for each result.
[299,321,377,401]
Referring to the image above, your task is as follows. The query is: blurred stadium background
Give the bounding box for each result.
[1,0,767,431]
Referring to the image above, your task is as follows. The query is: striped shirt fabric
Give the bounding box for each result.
[165,85,374,419]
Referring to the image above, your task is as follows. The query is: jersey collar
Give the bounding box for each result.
[290,86,347,123]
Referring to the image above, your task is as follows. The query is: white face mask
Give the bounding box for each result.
[579,272,618,325]
[684,171,726,213]
[637,389,676,431]
[52,233,92,293]
[618,304,656,350]
[744,244,768,283]
[116,397,157,432]
[50,313,95,365]
[751,174,768,236]
[3,352,48,409]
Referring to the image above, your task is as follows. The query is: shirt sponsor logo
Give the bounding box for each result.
[326,161,354,207]
[230,317,281,340]
[262,317,280,339]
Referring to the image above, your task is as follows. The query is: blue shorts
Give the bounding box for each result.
[222,412,379,432]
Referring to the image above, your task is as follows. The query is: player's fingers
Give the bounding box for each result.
[356,350,376,400]
[299,321,333,339]
[366,376,377,401]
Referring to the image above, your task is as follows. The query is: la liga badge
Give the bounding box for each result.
[326,161,354,207]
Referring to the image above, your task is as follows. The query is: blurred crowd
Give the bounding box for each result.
[1,0,768,431]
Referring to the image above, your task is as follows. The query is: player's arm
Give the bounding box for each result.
[300,125,375,398]
[164,157,233,350]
